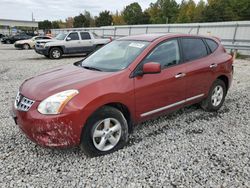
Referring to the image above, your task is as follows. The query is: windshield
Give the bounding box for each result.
[81,40,149,72]
[56,33,67,40]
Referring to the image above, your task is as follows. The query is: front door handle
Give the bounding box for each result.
[175,73,186,79]
[210,63,218,68]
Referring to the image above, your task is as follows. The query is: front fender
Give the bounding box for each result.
[64,92,135,132]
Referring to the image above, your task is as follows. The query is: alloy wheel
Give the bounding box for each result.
[92,118,122,151]
[211,85,224,107]
[52,50,61,59]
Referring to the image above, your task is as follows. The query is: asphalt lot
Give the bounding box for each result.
[0,43,249,187]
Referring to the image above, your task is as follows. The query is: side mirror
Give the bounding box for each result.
[66,37,71,41]
[143,62,161,74]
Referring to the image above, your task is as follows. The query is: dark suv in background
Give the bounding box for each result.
[1,33,32,44]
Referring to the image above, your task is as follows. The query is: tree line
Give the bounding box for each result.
[38,0,250,29]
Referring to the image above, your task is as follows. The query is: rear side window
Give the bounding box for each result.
[143,39,180,69]
[80,32,91,40]
[205,39,218,53]
[68,32,79,40]
[181,38,208,61]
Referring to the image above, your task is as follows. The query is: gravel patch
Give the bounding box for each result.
[0,44,249,187]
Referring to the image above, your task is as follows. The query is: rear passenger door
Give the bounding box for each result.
[180,37,214,104]
[80,32,94,53]
[65,32,82,53]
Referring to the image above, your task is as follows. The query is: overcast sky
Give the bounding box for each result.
[0,0,204,21]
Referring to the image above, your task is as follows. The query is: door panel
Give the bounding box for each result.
[180,37,214,102]
[65,32,82,53]
[185,57,214,100]
[80,32,94,53]
[134,64,186,119]
[134,39,186,120]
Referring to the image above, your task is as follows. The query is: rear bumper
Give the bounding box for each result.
[14,43,23,49]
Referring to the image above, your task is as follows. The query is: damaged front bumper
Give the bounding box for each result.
[12,102,83,148]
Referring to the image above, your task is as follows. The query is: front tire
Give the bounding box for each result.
[49,47,62,59]
[23,43,30,50]
[80,106,129,157]
[201,79,227,112]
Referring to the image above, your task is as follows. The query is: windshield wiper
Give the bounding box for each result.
[82,66,102,72]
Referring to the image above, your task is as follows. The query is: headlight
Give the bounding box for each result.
[37,90,79,115]
[39,43,46,48]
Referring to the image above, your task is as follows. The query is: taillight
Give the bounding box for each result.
[109,37,112,42]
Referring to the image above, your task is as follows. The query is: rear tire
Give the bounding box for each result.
[201,79,227,112]
[6,40,11,44]
[80,106,129,157]
[49,47,62,59]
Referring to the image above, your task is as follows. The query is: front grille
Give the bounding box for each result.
[35,42,45,48]
[15,92,35,112]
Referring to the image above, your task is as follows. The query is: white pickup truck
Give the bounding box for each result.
[35,31,111,59]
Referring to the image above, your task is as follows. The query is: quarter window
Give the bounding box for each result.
[205,39,218,53]
[80,32,91,40]
[181,38,208,61]
[142,39,180,69]
[68,32,79,40]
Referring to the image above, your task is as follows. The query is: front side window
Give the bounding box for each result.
[181,38,208,61]
[80,32,91,40]
[81,40,149,72]
[68,32,79,40]
[142,39,180,69]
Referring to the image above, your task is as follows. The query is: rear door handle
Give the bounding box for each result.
[210,63,218,68]
[175,73,186,79]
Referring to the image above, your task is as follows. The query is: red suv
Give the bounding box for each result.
[12,34,233,156]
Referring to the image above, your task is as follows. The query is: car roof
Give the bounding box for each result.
[118,33,218,42]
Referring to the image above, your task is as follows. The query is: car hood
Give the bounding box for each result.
[36,39,56,44]
[20,64,113,101]
[15,39,32,44]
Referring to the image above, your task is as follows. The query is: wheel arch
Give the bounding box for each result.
[81,101,134,135]
[217,75,229,91]
[23,43,30,48]
[104,102,133,133]
[48,46,65,53]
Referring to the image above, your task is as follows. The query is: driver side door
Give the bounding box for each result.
[65,32,82,53]
[134,39,187,120]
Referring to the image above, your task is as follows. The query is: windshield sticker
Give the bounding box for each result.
[129,43,145,48]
